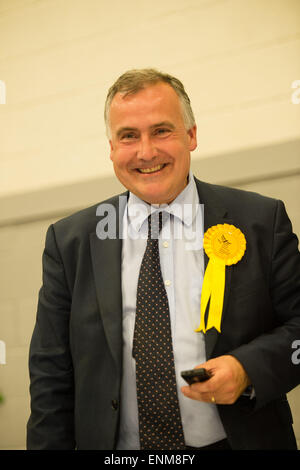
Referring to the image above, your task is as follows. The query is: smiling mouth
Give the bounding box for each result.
[137,164,166,174]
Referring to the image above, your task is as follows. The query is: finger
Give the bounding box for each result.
[181,375,216,397]
[181,386,215,403]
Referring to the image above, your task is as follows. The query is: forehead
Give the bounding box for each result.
[109,82,183,126]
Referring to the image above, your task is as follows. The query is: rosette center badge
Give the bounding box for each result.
[206,224,246,265]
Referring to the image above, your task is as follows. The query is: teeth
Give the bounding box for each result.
[139,164,164,174]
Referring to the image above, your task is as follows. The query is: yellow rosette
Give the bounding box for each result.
[195,224,246,333]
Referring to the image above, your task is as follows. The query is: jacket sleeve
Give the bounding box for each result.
[27,224,76,449]
[230,200,300,410]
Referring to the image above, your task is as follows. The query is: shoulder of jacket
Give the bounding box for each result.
[51,191,128,238]
[194,176,279,209]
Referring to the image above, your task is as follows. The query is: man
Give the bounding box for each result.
[27,68,300,450]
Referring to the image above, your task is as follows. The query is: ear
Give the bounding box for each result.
[187,125,197,151]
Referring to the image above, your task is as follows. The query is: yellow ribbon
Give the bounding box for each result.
[195,224,246,333]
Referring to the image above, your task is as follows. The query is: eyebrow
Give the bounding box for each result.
[116,121,175,138]
[151,121,175,130]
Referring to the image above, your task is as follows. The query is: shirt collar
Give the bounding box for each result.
[127,170,200,233]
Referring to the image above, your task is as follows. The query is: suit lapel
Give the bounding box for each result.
[89,193,128,373]
[195,179,234,359]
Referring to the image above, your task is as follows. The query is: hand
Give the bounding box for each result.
[181,355,251,405]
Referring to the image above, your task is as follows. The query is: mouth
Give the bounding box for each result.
[137,164,166,174]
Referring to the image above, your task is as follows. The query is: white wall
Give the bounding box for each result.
[0,0,299,196]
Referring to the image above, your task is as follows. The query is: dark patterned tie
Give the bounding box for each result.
[133,211,186,450]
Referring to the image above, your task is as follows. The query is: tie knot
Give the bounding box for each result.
[148,211,163,240]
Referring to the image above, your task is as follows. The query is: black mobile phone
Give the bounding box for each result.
[181,368,212,385]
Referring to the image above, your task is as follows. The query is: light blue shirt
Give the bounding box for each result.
[117,172,226,449]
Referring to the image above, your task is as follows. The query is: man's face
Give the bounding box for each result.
[109,82,197,205]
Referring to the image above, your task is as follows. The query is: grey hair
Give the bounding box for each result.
[104,68,195,138]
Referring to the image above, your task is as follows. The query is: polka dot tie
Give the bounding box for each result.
[133,211,185,450]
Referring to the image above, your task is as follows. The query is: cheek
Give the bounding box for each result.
[172,148,190,171]
[112,149,129,168]
[112,153,137,182]
[164,140,190,158]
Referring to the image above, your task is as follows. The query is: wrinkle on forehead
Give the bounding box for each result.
[109,83,184,134]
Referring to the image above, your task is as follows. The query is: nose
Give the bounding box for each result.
[137,134,156,161]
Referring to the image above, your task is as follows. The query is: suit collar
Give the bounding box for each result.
[194,177,229,229]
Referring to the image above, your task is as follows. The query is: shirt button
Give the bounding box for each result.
[163,241,169,248]
[165,280,171,287]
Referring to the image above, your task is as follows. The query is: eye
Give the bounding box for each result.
[154,128,171,136]
[120,132,137,141]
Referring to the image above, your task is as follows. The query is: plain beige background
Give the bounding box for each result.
[0,0,299,449]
